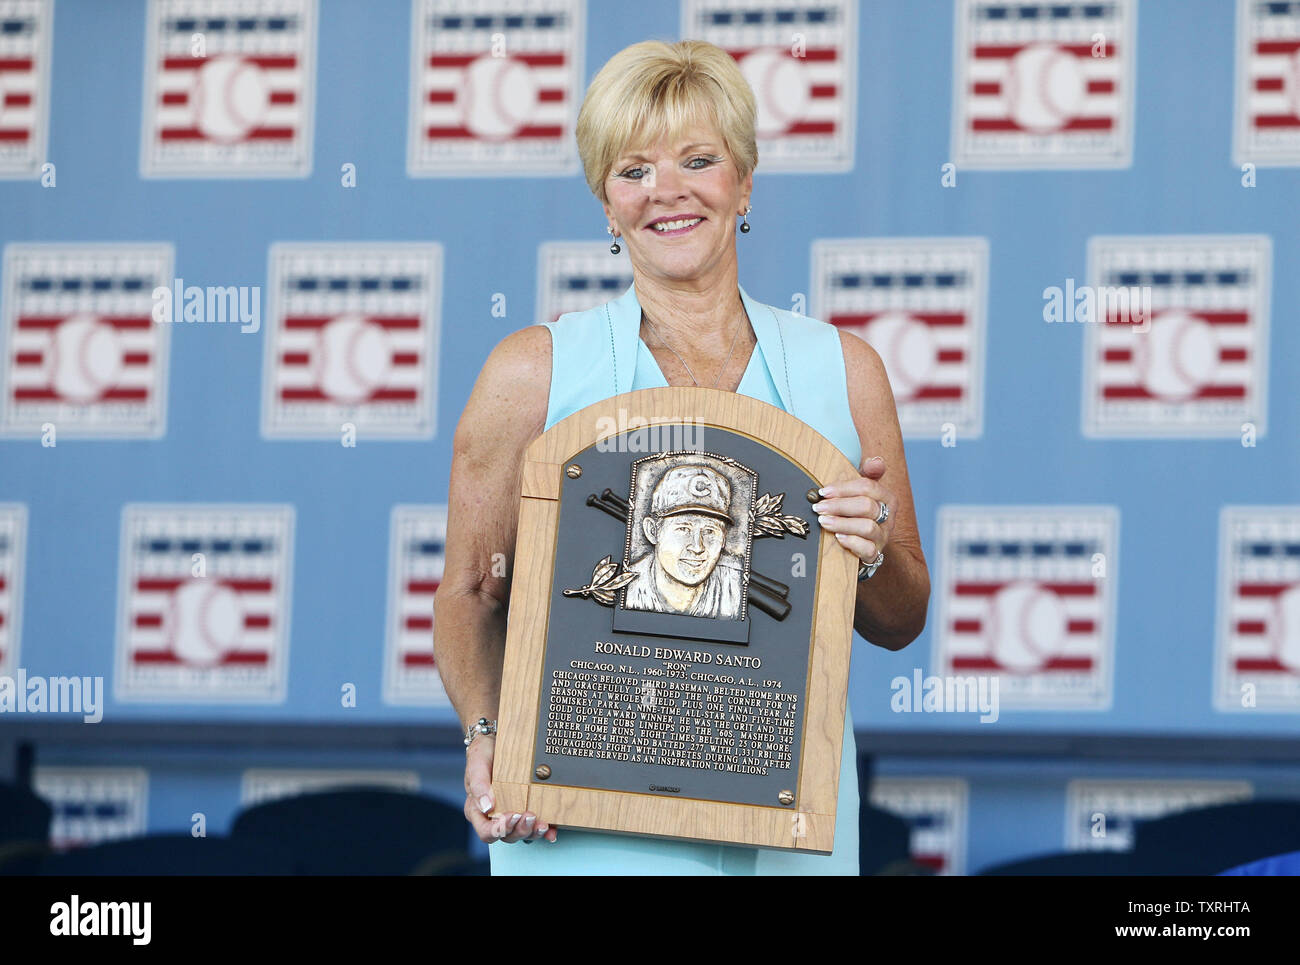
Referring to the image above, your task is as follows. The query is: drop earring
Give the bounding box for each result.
[607,225,621,254]
[739,204,751,233]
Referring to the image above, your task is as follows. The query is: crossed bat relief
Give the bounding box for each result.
[562,487,810,622]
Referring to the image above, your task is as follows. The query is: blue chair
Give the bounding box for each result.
[38,834,296,875]
[1219,849,1300,876]
[0,781,52,842]
[1129,800,1300,875]
[859,803,918,875]
[230,788,474,875]
[0,782,53,874]
[978,850,1136,875]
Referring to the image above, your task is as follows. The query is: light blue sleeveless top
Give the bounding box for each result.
[491,280,862,876]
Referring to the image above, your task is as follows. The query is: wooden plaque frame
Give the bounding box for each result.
[493,387,858,853]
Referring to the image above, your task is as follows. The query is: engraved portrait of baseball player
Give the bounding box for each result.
[623,463,745,620]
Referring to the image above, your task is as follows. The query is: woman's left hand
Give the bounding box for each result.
[810,455,896,571]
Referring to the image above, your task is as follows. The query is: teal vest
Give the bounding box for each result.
[541,280,864,472]
[497,280,864,874]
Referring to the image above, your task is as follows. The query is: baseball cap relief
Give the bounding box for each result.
[650,464,733,525]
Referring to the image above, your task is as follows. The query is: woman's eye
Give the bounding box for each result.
[618,166,647,180]
[687,156,715,169]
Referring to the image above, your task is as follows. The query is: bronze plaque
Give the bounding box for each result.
[494,388,857,852]
[542,434,816,807]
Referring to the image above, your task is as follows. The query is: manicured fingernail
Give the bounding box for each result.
[835,533,848,542]
[479,795,492,814]
[818,487,831,496]
[522,816,535,831]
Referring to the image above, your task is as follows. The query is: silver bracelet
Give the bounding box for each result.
[464,716,497,748]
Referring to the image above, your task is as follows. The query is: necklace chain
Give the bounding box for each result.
[642,308,747,390]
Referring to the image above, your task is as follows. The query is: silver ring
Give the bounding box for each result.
[858,551,885,582]
[874,501,890,526]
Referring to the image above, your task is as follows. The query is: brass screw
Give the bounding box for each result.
[778,789,794,805]
[535,765,552,780]
[566,464,582,478]
[805,487,820,503]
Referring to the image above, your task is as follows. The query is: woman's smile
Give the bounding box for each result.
[647,215,706,236]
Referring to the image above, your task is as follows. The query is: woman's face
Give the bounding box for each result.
[602,120,752,285]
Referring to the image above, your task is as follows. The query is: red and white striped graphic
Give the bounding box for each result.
[33,767,149,849]
[935,506,1118,709]
[535,242,633,325]
[1215,507,1300,712]
[952,0,1134,167]
[116,504,293,702]
[870,778,968,876]
[812,238,987,438]
[407,0,583,175]
[0,504,24,675]
[384,505,449,706]
[683,0,855,171]
[0,0,52,177]
[1065,780,1253,852]
[262,243,441,439]
[1,243,172,438]
[1084,235,1271,438]
[241,768,420,806]
[142,0,316,176]
[1235,0,1300,165]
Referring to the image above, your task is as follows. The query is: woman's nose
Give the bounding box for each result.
[647,161,686,199]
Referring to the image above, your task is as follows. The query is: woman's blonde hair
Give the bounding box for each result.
[576,39,757,204]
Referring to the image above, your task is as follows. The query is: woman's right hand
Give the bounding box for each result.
[464,734,556,844]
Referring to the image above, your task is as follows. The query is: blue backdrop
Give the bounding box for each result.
[1,0,1298,873]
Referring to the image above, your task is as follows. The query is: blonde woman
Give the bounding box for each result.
[435,39,930,875]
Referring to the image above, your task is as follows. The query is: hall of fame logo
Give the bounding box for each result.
[1234,0,1300,166]
[1065,779,1253,852]
[0,243,173,438]
[683,0,855,171]
[1215,507,1300,712]
[241,768,420,806]
[811,238,987,439]
[407,0,583,176]
[0,0,53,178]
[935,506,1118,710]
[1083,235,1271,438]
[870,778,969,876]
[114,504,293,702]
[261,243,441,439]
[0,504,25,676]
[951,0,1135,168]
[33,766,150,849]
[536,242,633,324]
[141,0,317,177]
[383,505,450,706]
